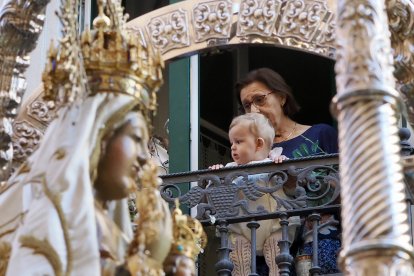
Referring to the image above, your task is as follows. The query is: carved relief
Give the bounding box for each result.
[237,0,281,37]
[315,11,335,47]
[386,0,414,126]
[126,0,337,59]
[12,121,43,165]
[146,9,190,54]
[193,0,232,42]
[27,100,57,125]
[335,1,396,94]
[278,0,330,42]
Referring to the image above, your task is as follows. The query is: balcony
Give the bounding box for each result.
[158,128,414,276]
[159,154,341,275]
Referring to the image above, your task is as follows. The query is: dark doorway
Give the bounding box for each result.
[199,46,336,167]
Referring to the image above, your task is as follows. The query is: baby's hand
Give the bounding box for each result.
[269,147,288,163]
[209,164,224,170]
[272,154,289,164]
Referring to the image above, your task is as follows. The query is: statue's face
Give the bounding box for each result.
[95,113,150,201]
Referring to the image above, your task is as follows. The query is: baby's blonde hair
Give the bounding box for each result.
[229,113,275,150]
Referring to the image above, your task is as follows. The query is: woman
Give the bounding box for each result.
[236,67,338,158]
[235,68,340,275]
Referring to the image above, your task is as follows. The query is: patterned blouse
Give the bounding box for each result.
[272,123,338,158]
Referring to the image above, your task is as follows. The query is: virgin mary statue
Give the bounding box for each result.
[0,0,173,275]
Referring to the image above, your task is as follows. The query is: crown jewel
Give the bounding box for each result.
[170,200,207,260]
[42,0,163,112]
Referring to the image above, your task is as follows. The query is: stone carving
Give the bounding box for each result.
[278,0,330,42]
[127,0,337,60]
[314,10,335,47]
[27,100,58,125]
[193,1,232,42]
[386,0,414,127]
[237,0,281,37]
[12,121,43,166]
[147,9,190,54]
[193,0,232,42]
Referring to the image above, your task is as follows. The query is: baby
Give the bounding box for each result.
[210,113,286,169]
[210,113,298,275]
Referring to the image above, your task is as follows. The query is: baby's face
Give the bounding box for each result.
[229,123,258,165]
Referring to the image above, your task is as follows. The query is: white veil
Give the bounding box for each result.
[2,92,139,275]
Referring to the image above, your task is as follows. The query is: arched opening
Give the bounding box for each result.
[200,45,336,168]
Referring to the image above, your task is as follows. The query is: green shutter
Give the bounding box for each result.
[168,59,191,174]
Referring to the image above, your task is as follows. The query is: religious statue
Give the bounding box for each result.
[0,0,205,275]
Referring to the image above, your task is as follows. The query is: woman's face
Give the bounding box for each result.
[95,114,150,201]
[240,81,285,132]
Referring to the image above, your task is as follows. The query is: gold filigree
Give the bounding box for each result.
[42,0,87,106]
[39,176,72,275]
[168,199,207,260]
[19,236,63,276]
[18,176,72,275]
[131,161,164,247]
[0,242,11,276]
[15,162,31,176]
[127,161,165,275]
[53,148,66,160]
[0,228,17,240]
[0,212,25,236]
[43,0,163,115]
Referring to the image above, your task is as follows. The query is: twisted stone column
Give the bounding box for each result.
[334,0,414,274]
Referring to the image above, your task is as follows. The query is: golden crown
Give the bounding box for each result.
[42,0,163,112]
[169,200,207,260]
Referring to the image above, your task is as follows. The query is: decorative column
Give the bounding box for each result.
[334,0,414,274]
[0,0,50,182]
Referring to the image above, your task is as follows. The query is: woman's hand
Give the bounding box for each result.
[209,164,224,170]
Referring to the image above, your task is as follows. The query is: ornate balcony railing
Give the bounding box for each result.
[160,154,343,276]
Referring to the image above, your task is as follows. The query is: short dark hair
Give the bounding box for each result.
[235,68,300,117]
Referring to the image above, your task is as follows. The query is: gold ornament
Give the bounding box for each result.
[126,160,168,276]
[169,199,207,261]
[42,0,163,114]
